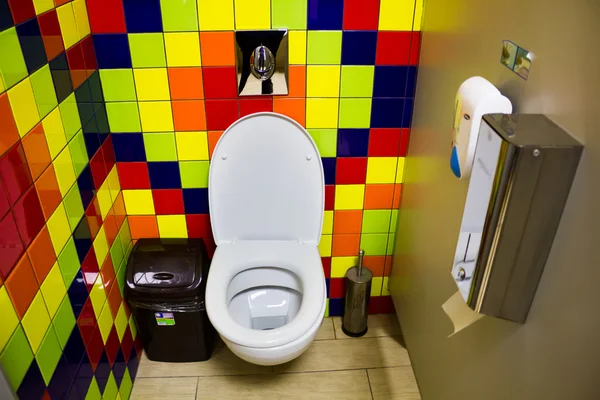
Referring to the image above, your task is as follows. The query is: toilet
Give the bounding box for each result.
[205,112,326,366]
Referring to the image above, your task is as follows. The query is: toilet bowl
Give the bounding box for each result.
[205,112,326,366]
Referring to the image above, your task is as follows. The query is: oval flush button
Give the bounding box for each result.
[251,45,275,80]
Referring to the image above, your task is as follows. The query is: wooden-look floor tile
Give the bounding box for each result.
[131,377,197,400]
[368,367,421,400]
[195,370,372,400]
[274,336,410,373]
[315,318,336,340]
[333,314,402,339]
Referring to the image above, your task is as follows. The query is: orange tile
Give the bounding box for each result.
[332,234,360,256]
[364,184,394,209]
[273,98,305,127]
[21,123,52,180]
[383,255,394,276]
[128,215,159,239]
[112,192,126,228]
[208,130,224,159]
[100,256,116,294]
[5,255,39,318]
[172,100,207,131]
[363,255,386,276]
[392,184,403,208]
[103,210,119,247]
[200,32,236,66]
[288,65,306,97]
[107,281,122,318]
[0,93,21,156]
[333,210,362,234]
[168,67,204,100]
[35,165,62,220]
[26,226,57,285]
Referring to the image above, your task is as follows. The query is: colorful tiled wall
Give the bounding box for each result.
[0,0,139,398]
[85,0,422,318]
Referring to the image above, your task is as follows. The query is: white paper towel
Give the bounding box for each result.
[442,291,484,337]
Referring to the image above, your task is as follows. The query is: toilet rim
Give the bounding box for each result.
[205,243,325,349]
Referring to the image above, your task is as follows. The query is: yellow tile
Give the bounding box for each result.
[378,0,415,31]
[97,180,112,220]
[371,276,383,296]
[33,0,54,15]
[157,215,188,238]
[334,184,365,210]
[53,147,76,197]
[413,0,424,30]
[289,30,307,65]
[0,286,19,352]
[40,262,67,318]
[72,0,91,40]
[175,131,209,161]
[322,210,333,235]
[7,78,40,137]
[235,0,270,29]
[318,234,332,257]
[89,274,107,319]
[395,157,406,183]
[164,32,201,67]
[56,3,79,50]
[138,102,174,132]
[366,157,398,184]
[42,107,67,159]
[0,74,5,93]
[306,98,338,129]
[382,277,390,296]
[123,190,155,215]
[94,226,109,267]
[107,166,121,202]
[197,0,234,31]
[47,204,71,255]
[307,66,340,97]
[98,301,113,343]
[133,69,170,101]
[331,256,357,277]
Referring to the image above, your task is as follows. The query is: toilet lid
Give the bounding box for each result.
[209,113,324,245]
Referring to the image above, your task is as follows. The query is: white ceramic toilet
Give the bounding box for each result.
[205,112,326,366]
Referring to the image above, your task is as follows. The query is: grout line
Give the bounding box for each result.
[194,375,200,399]
[331,317,337,339]
[366,368,375,400]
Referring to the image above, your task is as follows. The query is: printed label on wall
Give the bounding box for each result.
[155,312,176,326]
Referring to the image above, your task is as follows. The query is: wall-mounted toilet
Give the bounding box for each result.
[205,112,326,366]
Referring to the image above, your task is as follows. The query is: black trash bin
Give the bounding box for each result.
[125,238,215,362]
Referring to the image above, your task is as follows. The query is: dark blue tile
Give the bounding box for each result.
[17,360,46,400]
[16,18,46,74]
[95,352,111,393]
[94,104,110,136]
[148,161,181,189]
[341,31,377,65]
[66,385,82,400]
[75,78,92,103]
[84,132,101,159]
[64,327,86,377]
[406,66,417,97]
[325,278,330,297]
[337,129,369,157]
[123,0,162,33]
[373,66,409,98]
[74,353,93,399]
[88,71,104,104]
[371,98,405,128]
[402,98,414,128]
[48,355,75,400]
[113,349,126,387]
[77,166,96,209]
[112,133,146,162]
[50,52,73,103]
[322,157,336,185]
[73,217,93,263]
[68,270,88,317]
[308,0,343,30]
[127,347,139,380]
[328,298,344,316]
[93,34,132,69]
[182,188,208,214]
[0,0,13,31]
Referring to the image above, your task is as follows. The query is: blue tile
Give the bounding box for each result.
[148,161,181,189]
[182,188,208,214]
[337,129,369,157]
[88,71,104,104]
[77,166,96,209]
[50,52,74,103]
[84,132,101,159]
[112,133,146,162]
[0,0,13,31]
[17,360,46,400]
[307,0,343,30]
[127,347,139,380]
[328,297,344,316]
[73,216,93,262]
[93,34,132,69]
[48,355,75,400]
[68,270,89,318]
[373,66,409,98]
[322,157,336,185]
[63,327,86,377]
[402,98,413,128]
[94,104,110,136]
[341,31,377,65]
[74,353,93,399]
[113,349,126,386]
[66,385,82,400]
[371,98,405,128]
[95,351,111,393]
[123,0,163,33]
[16,18,46,74]
[406,66,417,97]
[325,278,330,297]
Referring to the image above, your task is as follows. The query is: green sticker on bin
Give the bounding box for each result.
[155,312,175,326]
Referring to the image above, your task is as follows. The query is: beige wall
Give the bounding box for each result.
[391,0,600,399]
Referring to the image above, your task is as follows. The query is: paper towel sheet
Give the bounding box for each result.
[442,291,484,337]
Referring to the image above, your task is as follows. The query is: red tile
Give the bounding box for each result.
[117,162,150,189]
[0,179,9,220]
[239,98,273,117]
[8,0,35,25]
[38,9,64,62]
[325,185,335,210]
[107,282,122,318]
[202,67,238,99]
[100,256,115,295]
[152,189,184,215]
[0,93,21,156]
[329,277,345,298]
[85,0,127,33]
[4,255,38,318]
[85,327,104,372]
[78,299,97,346]
[336,157,367,184]
[101,136,116,171]
[0,143,33,206]
[54,0,71,5]
[0,213,24,279]
[35,165,62,219]
[105,327,120,366]
[89,147,107,189]
[12,187,45,247]
[85,196,102,240]
[205,99,239,131]
[398,128,410,156]
[343,0,379,30]
[81,248,99,291]
[321,257,331,278]
[67,42,87,89]
[80,35,98,73]
[121,327,133,362]
[26,226,56,284]
[409,32,420,65]
[185,214,211,238]
[376,31,412,66]
[369,295,395,314]
[369,128,401,157]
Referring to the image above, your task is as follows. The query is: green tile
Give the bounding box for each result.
[341,66,375,97]
[272,0,307,29]
[119,369,133,400]
[53,147,77,197]
[0,287,19,353]
[308,129,337,157]
[0,28,28,89]
[307,31,342,64]
[179,161,209,188]
[110,238,124,274]
[117,258,127,296]
[143,132,177,161]
[129,33,167,68]
[119,220,132,256]
[339,98,372,128]
[362,210,392,233]
[52,296,76,349]
[99,69,137,102]
[106,102,141,132]
[40,262,67,318]
[35,327,62,384]
[129,316,138,340]
[103,372,119,400]
[160,0,198,31]
[58,238,80,287]
[59,93,82,141]
[390,209,399,233]
[115,304,128,341]
[30,65,58,118]
[0,326,34,392]
[86,377,102,400]
[360,233,388,255]
[68,130,89,176]
[386,233,396,255]
[21,292,51,353]
[63,183,84,231]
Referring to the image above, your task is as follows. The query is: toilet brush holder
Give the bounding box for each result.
[342,250,373,337]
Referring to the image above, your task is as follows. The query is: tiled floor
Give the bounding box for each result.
[131,315,421,399]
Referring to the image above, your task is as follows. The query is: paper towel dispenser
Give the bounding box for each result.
[451,114,583,323]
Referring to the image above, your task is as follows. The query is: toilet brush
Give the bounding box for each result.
[342,249,373,337]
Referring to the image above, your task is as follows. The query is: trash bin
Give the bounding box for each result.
[125,238,215,362]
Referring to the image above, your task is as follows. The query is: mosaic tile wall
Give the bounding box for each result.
[0,0,139,398]
[86,0,423,318]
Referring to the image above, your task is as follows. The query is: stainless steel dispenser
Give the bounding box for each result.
[451,114,583,323]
